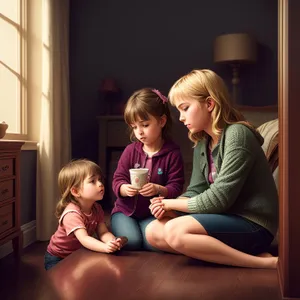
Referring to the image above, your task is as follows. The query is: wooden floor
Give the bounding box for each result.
[0,241,282,300]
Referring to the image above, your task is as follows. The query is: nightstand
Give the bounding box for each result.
[97,116,130,207]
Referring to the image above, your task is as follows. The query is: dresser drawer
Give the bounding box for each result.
[106,120,129,147]
[0,204,13,235]
[0,180,14,202]
[0,159,14,178]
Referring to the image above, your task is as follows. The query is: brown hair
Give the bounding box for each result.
[124,88,172,141]
[168,69,255,146]
[55,159,103,218]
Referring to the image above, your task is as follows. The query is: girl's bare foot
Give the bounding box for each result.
[264,256,278,269]
[270,256,278,269]
[258,252,273,258]
[256,253,278,268]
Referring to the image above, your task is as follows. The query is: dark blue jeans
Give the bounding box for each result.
[44,251,63,271]
[190,213,274,255]
[111,213,158,251]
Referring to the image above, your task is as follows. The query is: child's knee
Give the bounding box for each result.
[145,221,164,247]
[164,221,183,249]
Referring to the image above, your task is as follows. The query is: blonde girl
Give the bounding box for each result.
[146,70,278,269]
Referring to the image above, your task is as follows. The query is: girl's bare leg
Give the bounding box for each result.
[163,216,278,269]
[145,217,179,254]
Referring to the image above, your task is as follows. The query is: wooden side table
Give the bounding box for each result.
[0,141,24,257]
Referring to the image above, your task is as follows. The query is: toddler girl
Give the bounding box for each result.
[44,159,127,270]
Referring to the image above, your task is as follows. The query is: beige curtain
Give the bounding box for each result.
[35,0,71,240]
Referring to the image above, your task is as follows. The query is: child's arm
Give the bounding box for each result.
[74,228,120,254]
[163,151,185,199]
[140,149,185,198]
[97,222,128,247]
[112,145,133,198]
[97,222,116,243]
[120,184,138,197]
[139,183,167,197]
[149,196,189,219]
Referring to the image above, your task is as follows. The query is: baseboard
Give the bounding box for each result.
[21,220,37,248]
[0,220,36,259]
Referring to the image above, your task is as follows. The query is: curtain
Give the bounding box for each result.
[36,0,71,240]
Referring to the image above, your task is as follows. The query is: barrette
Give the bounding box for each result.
[152,89,168,104]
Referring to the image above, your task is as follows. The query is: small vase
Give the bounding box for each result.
[0,122,8,139]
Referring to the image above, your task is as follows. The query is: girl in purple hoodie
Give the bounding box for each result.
[111,88,185,250]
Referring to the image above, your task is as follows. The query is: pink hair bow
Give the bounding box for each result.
[152,89,168,104]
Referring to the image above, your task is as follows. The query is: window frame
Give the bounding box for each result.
[1,0,27,140]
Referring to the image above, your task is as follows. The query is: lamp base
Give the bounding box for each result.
[230,63,240,103]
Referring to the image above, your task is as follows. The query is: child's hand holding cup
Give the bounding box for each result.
[129,168,149,190]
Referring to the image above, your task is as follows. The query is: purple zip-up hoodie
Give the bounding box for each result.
[111,140,185,219]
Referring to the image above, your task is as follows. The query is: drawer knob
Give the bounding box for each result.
[1,165,9,172]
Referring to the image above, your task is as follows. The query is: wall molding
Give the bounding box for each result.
[21,220,36,248]
[0,220,36,259]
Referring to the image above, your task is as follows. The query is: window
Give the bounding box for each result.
[0,0,27,139]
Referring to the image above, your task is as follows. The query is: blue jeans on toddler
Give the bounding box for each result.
[44,251,63,270]
[111,213,157,251]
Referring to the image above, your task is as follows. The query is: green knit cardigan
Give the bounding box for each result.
[182,124,278,236]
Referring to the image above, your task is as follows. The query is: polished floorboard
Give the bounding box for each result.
[0,241,282,300]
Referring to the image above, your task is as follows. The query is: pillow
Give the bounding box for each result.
[257,119,279,248]
[257,119,279,173]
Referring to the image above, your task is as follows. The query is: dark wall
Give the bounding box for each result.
[69,0,278,162]
[20,150,37,225]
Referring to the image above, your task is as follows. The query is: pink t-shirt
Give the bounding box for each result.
[47,202,105,258]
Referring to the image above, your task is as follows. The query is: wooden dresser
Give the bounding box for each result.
[0,141,24,256]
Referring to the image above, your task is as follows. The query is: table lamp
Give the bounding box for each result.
[214,33,257,103]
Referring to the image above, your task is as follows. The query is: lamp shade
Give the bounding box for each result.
[214,33,257,63]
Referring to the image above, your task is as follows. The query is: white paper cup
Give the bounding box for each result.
[129,168,149,189]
